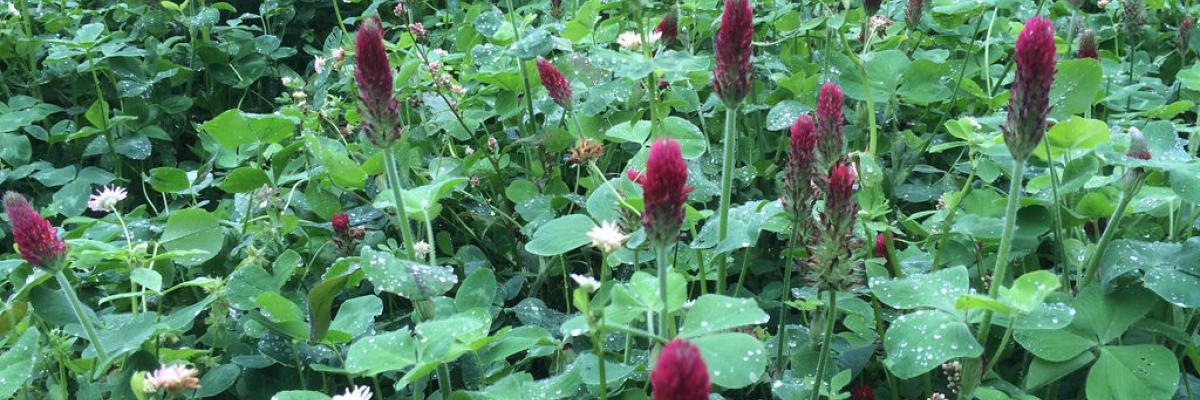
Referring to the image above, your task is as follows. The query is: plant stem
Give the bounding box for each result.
[809,289,838,400]
[975,158,1025,346]
[775,218,803,372]
[592,332,608,400]
[384,149,419,260]
[1081,174,1144,287]
[1041,143,1069,284]
[656,245,672,338]
[55,271,108,362]
[716,106,739,294]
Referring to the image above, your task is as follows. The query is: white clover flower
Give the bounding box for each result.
[331,386,373,400]
[571,273,601,292]
[332,47,346,62]
[7,1,18,16]
[314,56,327,74]
[87,185,127,213]
[413,240,432,257]
[683,299,697,309]
[144,364,200,393]
[617,31,642,50]
[587,221,628,253]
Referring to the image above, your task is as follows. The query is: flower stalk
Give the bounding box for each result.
[716,106,737,294]
[810,290,838,400]
[55,270,108,362]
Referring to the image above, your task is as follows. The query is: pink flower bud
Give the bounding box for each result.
[1076,29,1099,60]
[655,12,679,43]
[823,163,858,235]
[852,385,875,400]
[3,192,66,269]
[638,139,692,247]
[783,113,816,217]
[712,0,754,107]
[906,0,924,27]
[816,82,844,165]
[355,18,403,146]
[1127,128,1151,160]
[1003,17,1056,161]
[1179,17,1193,55]
[332,213,350,235]
[626,169,644,185]
[536,56,573,109]
[651,339,710,400]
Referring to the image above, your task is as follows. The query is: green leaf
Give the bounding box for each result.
[899,59,953,105]
[691,332,768,389]
[0,133,31,165]
[201,109,297,148]
[345,328,418,376]
[328,295,382,342]
[1048,59,1102,120]
[659,116,707,159]
[1099,238,1200,307]
[306,136,365,189]
[456,268,497,312]
[871,265,970,313]
[603,120,650,144]
[605,271,687,325]
[307,271,353,343]
[194,364,241,398]
[1024,352,1095,391]
[1086,345,1179,400]
[373,176,467,220]
[219,166,270,193]
[834,50,911,102]
[0,329,39,398]
[361,248,458,301]
[882,309,983,379]
[160,208,223,266]
[269,391,331,400]
[678,294,769,338]
[765,100,809,131]
[1035,116,1109,161]
[999,270,1060,314]
[149,167,190,193]
[524,214,595,256]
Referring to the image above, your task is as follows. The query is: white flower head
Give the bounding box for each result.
[7,1,18,16]
[314,56,327,74]
[331,385,373,400]
[87,185,127,213]
[570,273,601,292]
[587,221,628,253]
[332,47,346,62]
[413,240,432,257]
[617,31,642,50]
[682,299,697,309]
[143,364,200,393]
[464,145,475,155]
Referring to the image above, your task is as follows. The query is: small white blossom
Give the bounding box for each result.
[87,185,127,213]
[7,1,18,16]
[587,221,628,253]
[413,240,431,257]
[571,273,601,292]
[331,386,373,400]
[683,299,697,309]
[144,364,200,392]
[314,56,327,74]
[464,145,475,155]
[617,31,642,50]
[332,47,346,62]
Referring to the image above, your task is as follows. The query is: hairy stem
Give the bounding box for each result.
[55,271,108,362]
[809,290,838,400]
[716,106,739,294]
[976,158,1025,347]
[384,149,419,260]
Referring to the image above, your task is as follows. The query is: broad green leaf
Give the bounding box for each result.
[606,271,687,324]
[268,391,330,400]
[307,271,354,342]
[524,214,595,256]
[328,295,383,342]
[160,208,223,266]
[306,136,365,189]
[1086,345,1178,400]
[604,120,651,144]
[1099,238,1200,307]
[765,100,809,131]
[1024,352,1095,391]
[456,268,497,312]
[0,329,39,398]
[361,248,458,301]
[691,332,768,389]
[679,294,770,338]
[659,116,707,159]
[999,270,1060,314]
[1048,59,1102,120]
[345,329,418,376]
[149,167,190,193]
[194,364,241,398]
[871,265,970,313]
[882,309,982,379]
[219,166,270,193]
[201,109,297,148]
[1035,116,1109,161]
[835,50,911,102]
[899,59,953,105]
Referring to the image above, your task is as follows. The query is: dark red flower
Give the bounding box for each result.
[712,0,754,107]
[332,213,350,235]
[824,162,858,235]
[851,384,874,400]
[655,12,679,43]
[651,339,710,400]
[536,56,573,109]
[816,82,844,166]
[783,113,817,217]
[873,233,887,259]
[355,17,402,146]
[638,139,692,247]
[864,0,882,16]
[905,0,924,27]
[1003,17,1056,161]
[3,192,66,269]
[1076,29,1099,60]
[1179,17,1193,55]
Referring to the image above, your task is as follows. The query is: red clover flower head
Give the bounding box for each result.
[536,56,573,109]
[355,17,403,146]
[784,113,817,217]
[650,339,710,400]
[1003,17,1056,161]
[4,192,66,270]
[1077,29,1099,60]
[655,12,679,43]
[638,139,692,247]
[712,0,754,107]
[816,82,845,166]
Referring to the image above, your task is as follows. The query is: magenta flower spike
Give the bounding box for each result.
[638,139,692,246]
[536,56,573,109]
[712,0,754,107]
[4,192,66,270]
[816,82,845,166]
[650,339,711,400]
[1003,17,1056,161]
[355,17,402,146]
[906,0,925,27]
[784,113,817,216]
[655,12,679,43]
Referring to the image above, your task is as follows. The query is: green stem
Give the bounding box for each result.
[601,323,668,344]
[809,290,838,400]
[55,271,108,362]
[985,318,1017,373]
[775,218,804,372]
[975,158,1025,347]
[1080,175,1143,287]
[1041,142,1068,283]
[656,245,672,338]
[592,332,608,400]
[930,167,976,271]
[716,106,739,294]
[330,0,349,39]
[384,149,419,260]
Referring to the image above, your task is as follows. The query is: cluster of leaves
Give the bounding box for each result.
[3,0,1200,399]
